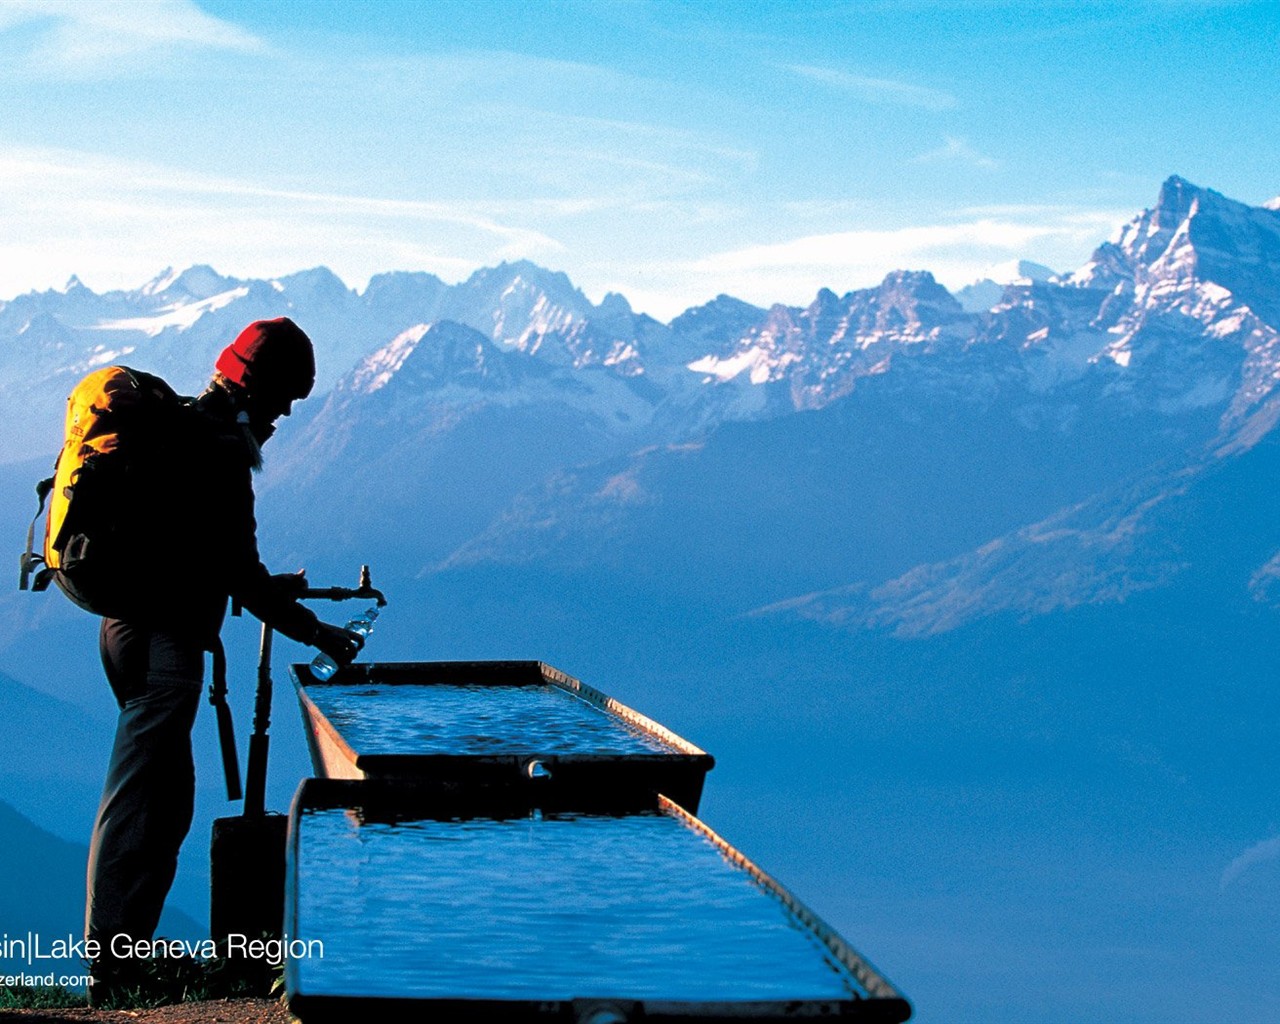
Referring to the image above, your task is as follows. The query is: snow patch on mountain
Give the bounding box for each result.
[681,271,978,417]
[140,266,182,296]
[83,344,137,368]
[93,286,250,336]
[350,323,432,393]
[688,344,800,384]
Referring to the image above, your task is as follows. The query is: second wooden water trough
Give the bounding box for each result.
[284,778,912,1023]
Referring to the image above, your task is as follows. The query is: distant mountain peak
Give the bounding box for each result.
[348,322,430,394]
[868,270,965,323]
[347,319,510,396]
[879,268,935,287]
[597,291,633,318]
[362,269,446,295]
[169,264,238,300]
[1067,175,1275,293]
[468,260,582,301]
[1152,174,1221,220]
[272,265,353,301]
[360,270,448,323]
[127,264,242,304]
[668,294,769,361]
[807,286,842,315]
[140,266,180,296]
[670,293,765,327]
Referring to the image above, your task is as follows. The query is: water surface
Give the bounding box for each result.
[305,682,673,756]
[292,808,863,1002]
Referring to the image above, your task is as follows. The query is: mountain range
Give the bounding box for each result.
[2,175,1279,1023]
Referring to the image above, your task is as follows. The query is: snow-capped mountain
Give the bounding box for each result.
[352,176,1280,616]
[0,264,384,457]
[0,259,698,460]
[7,176,1277,462]
[7,175,1280,591]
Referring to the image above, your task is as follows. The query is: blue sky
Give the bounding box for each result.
[0,0,1276,319]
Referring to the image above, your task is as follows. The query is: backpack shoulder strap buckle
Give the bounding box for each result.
[19,476,54,591]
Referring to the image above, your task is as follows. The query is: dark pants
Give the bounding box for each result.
[86,620,204,947]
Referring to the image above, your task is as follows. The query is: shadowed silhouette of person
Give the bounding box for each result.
[85,319,362,1004]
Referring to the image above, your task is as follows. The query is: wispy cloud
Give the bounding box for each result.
[314,52,755,201]
[1221,835,1280,891]
[605,206,1128,318]
[508,107,759,175]
[686,213,1119,277]
[0,146,565,295]
[913,135,1000,170]
[0,147,561,243]
[0,0,264,75]
[786,63,957,111]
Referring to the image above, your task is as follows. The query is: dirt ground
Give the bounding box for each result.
[0,998,294,1024]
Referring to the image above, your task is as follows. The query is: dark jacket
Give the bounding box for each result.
[123,387,318,649]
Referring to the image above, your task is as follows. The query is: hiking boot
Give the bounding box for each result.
[86,956,140,1009]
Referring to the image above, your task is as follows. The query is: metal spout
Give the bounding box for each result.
[357,564,388,607]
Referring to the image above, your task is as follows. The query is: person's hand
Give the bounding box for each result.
[270,569,308,599]
[313,622,364,665]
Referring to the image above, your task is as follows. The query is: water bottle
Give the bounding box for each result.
[309,605,379,681]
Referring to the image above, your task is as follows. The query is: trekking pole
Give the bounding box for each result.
[242,622,274,817]
[210,640,243,802]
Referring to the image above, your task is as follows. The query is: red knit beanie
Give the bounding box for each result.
[215,318,316,399]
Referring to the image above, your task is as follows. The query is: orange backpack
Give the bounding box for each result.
[20,366,181,615]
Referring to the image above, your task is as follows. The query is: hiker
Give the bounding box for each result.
[83,319,362,997]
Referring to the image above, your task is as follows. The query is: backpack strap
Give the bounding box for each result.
[18,476,54,592]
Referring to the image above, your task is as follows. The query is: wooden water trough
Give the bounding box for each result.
[291,660,714,812]
[284,778,912,1023]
